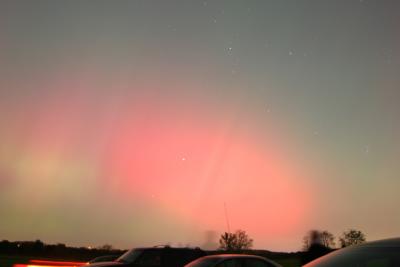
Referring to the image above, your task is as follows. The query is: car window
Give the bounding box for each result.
[215,259,242,267]
[135,250,162,267]
[117,249,143,263]
[163,249,202,267]
[244,259,275,267]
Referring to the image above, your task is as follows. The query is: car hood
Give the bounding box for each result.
[86,261,125,267]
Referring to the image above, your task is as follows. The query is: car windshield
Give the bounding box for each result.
[304,247,400,267]
[185,257,221,267]
[117,249,143,263]
[90,256,117,263]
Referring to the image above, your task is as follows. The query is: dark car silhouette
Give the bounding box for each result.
[86,247,206,267]
[184,254,281,267]
[303,237,400,267]
[88,255,121,264]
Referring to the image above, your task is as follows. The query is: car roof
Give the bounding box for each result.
[335,237,400,252]
[134,247,203,250]
[357,237,400,247]
[302,237,400,267]
[95,255,119,258]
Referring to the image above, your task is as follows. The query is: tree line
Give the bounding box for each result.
[302,229,366,250]
[217,228,366,252]
[0,228,366,263]
[0,240,124,261]
[217,228,366,264]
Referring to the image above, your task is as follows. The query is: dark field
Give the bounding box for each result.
[0,255,31,267]
[0,255,301,267]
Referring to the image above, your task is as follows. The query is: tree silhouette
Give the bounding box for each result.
[301,230,332,264]
[97,244,113,250]
[33,239,45,253]
[219,230,253,251]
[320,231,335,248]
[339,229,366,247]
[303,230,335,250]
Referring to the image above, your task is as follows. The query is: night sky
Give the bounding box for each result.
[1,0,400,251]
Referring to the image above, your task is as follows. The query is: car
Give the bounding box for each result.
[88,255,121,264]
[303,237,400,267]
[86,246,206,267]
[184,254,282,267]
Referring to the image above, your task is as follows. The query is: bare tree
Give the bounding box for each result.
[320,231,336,248]
[219,232,236,251]
[339,229,366,247]
[303,230,335,250]
[219,230,253,251]
[302,234,311,251]
[235,230,253,250]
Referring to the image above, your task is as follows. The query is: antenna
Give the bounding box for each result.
[224,202,231,233]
